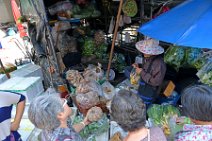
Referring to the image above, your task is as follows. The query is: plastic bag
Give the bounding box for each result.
[164,46,185,71]
[76,80,103,96]
[130,68,140,85]
[196,61,212,86]
[102,81,115,100]
[182,47,202,68]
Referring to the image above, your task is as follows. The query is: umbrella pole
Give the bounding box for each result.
[0,59,10,79]
[106,0,123,80]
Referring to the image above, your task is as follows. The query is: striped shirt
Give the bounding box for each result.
[0,91,25,141]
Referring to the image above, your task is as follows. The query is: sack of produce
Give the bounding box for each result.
[196,61,212,86]
[193,51,212,70]
[76,91,99,109]
[83,64,104,82]
[164,46,185,71]
[76,80,103,96]
[102,81,115,100]
[87,106,103,122]
[182,47,202,68]
[66,70,83,87]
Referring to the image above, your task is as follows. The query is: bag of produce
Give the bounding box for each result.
[76,91,99,109]
[87,106,103,122]
[102,81,115,100]
[83,64,104,82]
[182,47,202,68]
[76,80,103,96]
[130,68,140,85]
[193,51,212,70]
[164,46,185,71]
[196,61,212,86]
[66,70,83,87]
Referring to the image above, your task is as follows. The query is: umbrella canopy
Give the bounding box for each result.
[138,0,212,49]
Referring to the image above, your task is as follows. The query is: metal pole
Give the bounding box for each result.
[106,0,123,80]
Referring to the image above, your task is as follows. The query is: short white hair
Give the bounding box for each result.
[28,94,63,130]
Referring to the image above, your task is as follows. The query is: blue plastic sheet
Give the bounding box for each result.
[138,0,212,49]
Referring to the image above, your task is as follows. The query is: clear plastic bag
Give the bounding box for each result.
[130,68,140,85]
[102,81,115,100]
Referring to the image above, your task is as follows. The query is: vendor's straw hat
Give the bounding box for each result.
[135,38,164,55]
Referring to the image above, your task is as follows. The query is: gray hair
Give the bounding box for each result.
[28,94,63,131]
[181,84,212,122]
[110,90,146,132]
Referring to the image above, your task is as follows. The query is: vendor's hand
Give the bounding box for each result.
[136,67,142,74]
[10,121,20,131]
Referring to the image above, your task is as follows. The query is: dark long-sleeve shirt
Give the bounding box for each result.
[140,56,166,87]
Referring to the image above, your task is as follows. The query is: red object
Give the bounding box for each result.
[10,0,27,38]
[153,6,170,19]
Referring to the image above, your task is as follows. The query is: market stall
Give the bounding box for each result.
[4,0,210,140]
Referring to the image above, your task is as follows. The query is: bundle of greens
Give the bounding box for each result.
[164,46,185,71]
[73,114,109,140]
[182,47,202,68]
[196,61,212,86]
[147,104,181,136]
[82,38,95,56]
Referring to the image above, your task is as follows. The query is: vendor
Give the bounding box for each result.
[28,94,94,141]
[125,38,166,105]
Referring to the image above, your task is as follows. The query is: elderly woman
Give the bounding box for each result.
[175,85,212,141]
[110,90,167,141]
[28,94,92,141]
[125,38,166,105]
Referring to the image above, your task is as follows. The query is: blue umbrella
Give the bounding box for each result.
[138,0,212,49]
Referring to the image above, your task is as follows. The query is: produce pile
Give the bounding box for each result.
[195,51,212,86]
[147,104,181,136]
[164,46,202,71]
[73,114,109,141]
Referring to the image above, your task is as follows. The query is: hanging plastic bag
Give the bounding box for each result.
[196,61,212,86]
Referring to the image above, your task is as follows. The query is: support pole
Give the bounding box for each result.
[106,0,123,80]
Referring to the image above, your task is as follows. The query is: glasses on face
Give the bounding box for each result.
[62,99,68,107]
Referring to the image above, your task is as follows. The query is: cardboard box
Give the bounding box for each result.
[163,81,175,97]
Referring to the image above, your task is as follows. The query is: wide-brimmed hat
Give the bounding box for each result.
[135,38,164,55]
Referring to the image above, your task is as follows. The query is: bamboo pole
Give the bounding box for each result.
[106,0,123,80]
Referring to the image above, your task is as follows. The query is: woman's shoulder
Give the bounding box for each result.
[149,127,167,141]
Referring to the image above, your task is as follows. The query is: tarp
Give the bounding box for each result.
[138,0,212,49]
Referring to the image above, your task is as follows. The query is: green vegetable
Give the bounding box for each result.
[164,46,185,71]
[196,61,212,86]
[82,38,95,56]
[182,47,202,68]
[73,114,109,139]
